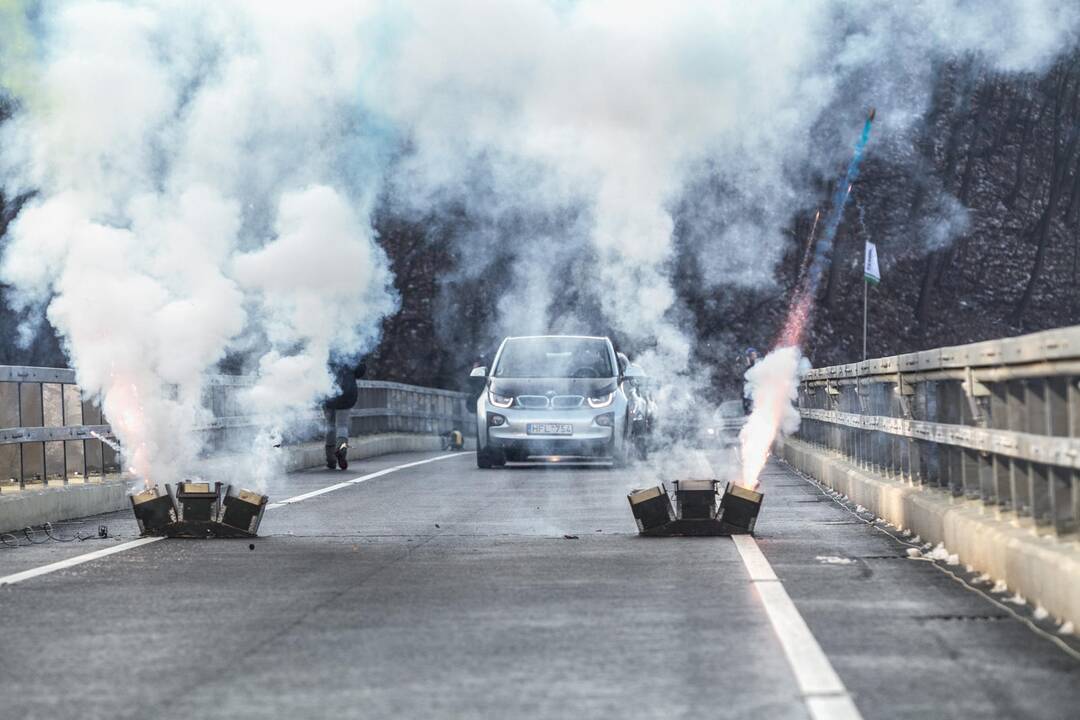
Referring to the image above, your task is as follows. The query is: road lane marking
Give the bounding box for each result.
[0,536,164,587]
[266,452,472,508]
[0,452,473,588]
[732,534,863,720]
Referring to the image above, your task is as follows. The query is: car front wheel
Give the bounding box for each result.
[476,446,505,469]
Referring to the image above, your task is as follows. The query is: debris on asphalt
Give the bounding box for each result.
[248,543,255,550]
[563,534,578,540]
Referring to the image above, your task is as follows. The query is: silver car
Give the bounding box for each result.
[471,335,644,468]
[702,400,746,446]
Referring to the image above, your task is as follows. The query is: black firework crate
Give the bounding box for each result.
[130,485,178,535]
[175,481,222,523]
[673,479,718,520]
[719,481,764,534]
[628,485,675,533]
[221,486,269,535]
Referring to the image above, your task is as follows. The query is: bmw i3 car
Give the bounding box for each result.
[470,335,645,468]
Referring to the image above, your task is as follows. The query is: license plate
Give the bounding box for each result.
[526,423,573,436]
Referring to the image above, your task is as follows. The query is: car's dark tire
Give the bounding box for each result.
[633,434,649,461]
[476,447,506,469]
[611,439,631,469]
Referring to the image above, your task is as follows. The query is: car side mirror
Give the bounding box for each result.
[469,366,488,378]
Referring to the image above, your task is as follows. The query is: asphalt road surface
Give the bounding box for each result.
[0,448,1077,719]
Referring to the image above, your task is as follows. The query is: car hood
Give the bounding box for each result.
[489,377,617,397]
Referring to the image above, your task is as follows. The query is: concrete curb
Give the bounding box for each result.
[0,433,472,534]
[0,480,129,536]
[780,437,1080,628]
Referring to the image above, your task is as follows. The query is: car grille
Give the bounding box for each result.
[515,395,586,409]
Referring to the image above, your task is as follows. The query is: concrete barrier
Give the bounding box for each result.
[0,433,473,534]
[0,480,129,536]
[780,437,1080,629]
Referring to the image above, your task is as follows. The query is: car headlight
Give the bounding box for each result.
[587,392,615,408]
[488,390,513,409]
[706,428,716,435]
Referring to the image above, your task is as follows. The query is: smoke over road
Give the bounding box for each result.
[0,2,399,487]
[0,1,1077,487]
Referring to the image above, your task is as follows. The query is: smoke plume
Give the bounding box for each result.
[0,1,397,488]
[0,1,1078,488]
[739,347,808,489]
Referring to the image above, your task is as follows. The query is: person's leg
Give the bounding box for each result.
[334,409,350,470]
[324,407,337,469]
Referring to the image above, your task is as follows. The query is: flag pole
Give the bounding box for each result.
[862,276,868,361]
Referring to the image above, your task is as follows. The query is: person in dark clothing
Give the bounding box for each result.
[741,347,760,415]
[323,361,365,470]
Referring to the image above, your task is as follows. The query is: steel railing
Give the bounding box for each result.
[795,325,1080,536]
[0,367,474,492]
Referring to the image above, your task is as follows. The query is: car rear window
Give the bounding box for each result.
[494,338,614,378]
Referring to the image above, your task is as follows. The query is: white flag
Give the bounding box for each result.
[864,241,880,285]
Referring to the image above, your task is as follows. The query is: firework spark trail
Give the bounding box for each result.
[804,110,876,304]
[794,209,821,290]
[88,430,121,454]
[739,110,876,489]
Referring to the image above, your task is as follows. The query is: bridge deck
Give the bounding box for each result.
[0,450,1076,719]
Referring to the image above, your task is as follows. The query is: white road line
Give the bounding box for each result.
[0,536,164,587]
[266,452,471,509]
[731,534,863,720]
[0,452,473,588]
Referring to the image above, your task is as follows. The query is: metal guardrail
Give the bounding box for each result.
[0,367,474,492]
[795,325,1080,536]
[204,380,475,441]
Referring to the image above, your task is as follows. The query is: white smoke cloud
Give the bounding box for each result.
[739,346,809,488]
[1,0,1077,489]
[372,0,1079,381]
[0,1,396,488]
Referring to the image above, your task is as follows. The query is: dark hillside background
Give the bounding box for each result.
[371,53,1080,395]
[5,53,1080,395]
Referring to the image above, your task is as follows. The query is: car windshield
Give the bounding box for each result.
[717,401,744,418]
[494,337,614,378]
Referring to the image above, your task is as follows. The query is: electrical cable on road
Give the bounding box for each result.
[781,460,1080,663]
[0,522,112,549]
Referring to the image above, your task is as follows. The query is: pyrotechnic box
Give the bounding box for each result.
[130,485,178,535]
[175,481,222,523]
[719,482,764,534]
[627,485,675,533]
[221,486,269,535]
[673,479,718,520]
